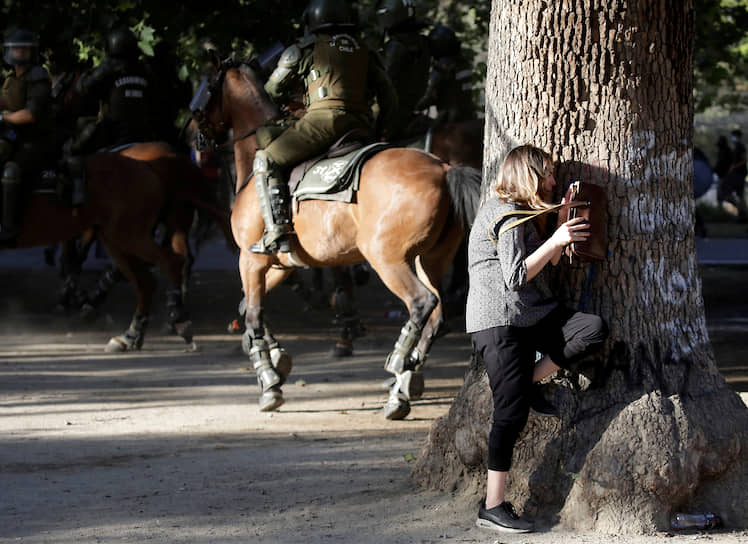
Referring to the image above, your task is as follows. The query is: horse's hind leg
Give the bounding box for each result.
[125,235,194,345]
[369,260,439,420]
[410,223,466,380]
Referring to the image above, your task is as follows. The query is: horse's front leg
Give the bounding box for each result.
[240,252,292,411]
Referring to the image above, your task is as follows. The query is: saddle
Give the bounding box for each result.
[288,131,392,206]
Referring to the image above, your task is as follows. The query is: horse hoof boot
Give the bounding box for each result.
[174,320,194,344]
[383,393,411,420]
[259,386,284,412]
[333,340,353,358]
[400,369,425,401]
[379,376,396,390]
[270,345,293,383]
[105,336,128,353]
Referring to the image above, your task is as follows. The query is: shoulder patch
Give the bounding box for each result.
[27,65,50,82]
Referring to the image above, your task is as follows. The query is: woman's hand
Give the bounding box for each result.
[551,216,591,249]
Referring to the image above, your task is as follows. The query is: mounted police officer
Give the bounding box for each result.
[375,0,430,140]
[415,24,476,125]
[61,27,155,206]
[0,28,54,240]
[251,0,397,255]
[72,27,156,152]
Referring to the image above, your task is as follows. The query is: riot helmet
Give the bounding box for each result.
[427,24,460,58]
[375,0,417,31]
[106,27,139,59]
[3,28,38,67]
[303,0,357,33]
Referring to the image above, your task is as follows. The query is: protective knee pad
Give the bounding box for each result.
[2,162,22,186]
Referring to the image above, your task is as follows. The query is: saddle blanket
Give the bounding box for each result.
[290,142,391,206]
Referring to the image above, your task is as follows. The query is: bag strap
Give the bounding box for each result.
[488,200,588,244]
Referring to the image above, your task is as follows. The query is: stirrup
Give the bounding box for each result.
[249,232,293,255]
[249,239,274,255]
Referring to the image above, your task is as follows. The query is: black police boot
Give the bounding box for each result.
[0,168,22,241]
[270,183,294,253]
[65,155,87,207]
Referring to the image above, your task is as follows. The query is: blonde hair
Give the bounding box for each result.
[495,145,554,210]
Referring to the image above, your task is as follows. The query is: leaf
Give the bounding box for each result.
[404,453,416,462]
[139,41,154,57]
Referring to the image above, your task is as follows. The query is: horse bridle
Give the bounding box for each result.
[188,58,268,152]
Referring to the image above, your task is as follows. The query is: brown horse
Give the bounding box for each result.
[56,141,234,322]
[1,151,211,352]
[191,59,481,420]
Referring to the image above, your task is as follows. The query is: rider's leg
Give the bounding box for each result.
[64,154,87,207]
[249,149,294,254]
[0,161,22,240]
[251,110,366,254]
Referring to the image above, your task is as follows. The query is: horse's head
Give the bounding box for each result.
[188,52,279,152]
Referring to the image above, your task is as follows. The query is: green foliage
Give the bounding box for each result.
[695,0,748,111]
[7,1,743,115]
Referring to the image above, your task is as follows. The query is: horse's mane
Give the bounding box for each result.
[223,58,280,121]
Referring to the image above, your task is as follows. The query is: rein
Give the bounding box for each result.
[217,125,261,150]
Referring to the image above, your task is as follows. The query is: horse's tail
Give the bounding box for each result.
[445,166,482,230]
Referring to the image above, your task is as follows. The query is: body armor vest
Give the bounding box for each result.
[307,33,369,112]
[103,63,151,123]
[1,76,26,112]
[0,66,53,143]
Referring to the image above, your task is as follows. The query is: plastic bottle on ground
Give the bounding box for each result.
[670,512,722,530]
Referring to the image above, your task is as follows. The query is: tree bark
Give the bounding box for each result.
[414,0,748,533]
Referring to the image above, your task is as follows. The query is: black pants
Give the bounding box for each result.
[472,307,607,472]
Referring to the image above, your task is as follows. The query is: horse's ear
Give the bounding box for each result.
[206,48,221,71]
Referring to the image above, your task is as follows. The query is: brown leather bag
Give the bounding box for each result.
[490,180,607,263]
[556,180,607,262]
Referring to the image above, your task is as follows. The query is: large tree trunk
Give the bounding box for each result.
[414,0,748,533]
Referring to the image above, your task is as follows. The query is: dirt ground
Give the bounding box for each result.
[1,255,747,544]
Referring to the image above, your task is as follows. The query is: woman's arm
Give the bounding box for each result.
[525,216,589,281]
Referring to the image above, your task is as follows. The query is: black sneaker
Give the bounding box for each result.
[530,383,559,417]
[476,501,534,533]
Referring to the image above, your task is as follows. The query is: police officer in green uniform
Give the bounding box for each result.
[0,28,54,240]
[375,0,430,140]
[251,0,397,255]
[415,24,476,125]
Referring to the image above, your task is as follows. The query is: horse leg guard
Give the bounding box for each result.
[106,312,149,353]
[264,327,292,383]
[81,265,123,319]
[166,287,193,344]
[384,320,422,374]
[56,275,79,312]
[383,373,411,420]
[244,332,284,411]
